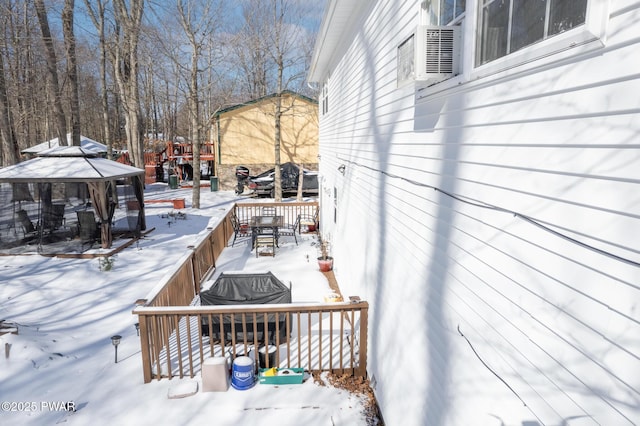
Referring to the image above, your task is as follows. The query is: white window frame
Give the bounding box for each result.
[472,0,610,79]
[397,34,416,87]
[321,82,329,116]
[421,0,467,26]
[416,1,609,100]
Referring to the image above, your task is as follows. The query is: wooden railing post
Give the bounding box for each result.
[137,314,152,383]
[357,302,369,378]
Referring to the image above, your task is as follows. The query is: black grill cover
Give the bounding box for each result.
[200,272,291,306]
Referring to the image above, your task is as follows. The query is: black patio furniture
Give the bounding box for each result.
[261,206,277,216]
[41,204,66,232]
[77,210,99,244]
[230,213,251,247]
[278,215,300,245]
[298,208,319,233]
[250,215,283,249]
[16,209,37,237]
[255,233,276,257]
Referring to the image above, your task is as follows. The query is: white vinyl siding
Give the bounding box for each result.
[314,1,640,425]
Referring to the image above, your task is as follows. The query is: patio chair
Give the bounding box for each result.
[16,209,37,237]
[261,206,277,216]
[255,234,276,257]
[230,213,250,247]
[42,204,66,232]
[77,211,98,244]
[298,208,319,233]
[278,215,299,245]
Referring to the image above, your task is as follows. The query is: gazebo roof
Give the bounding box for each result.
[0,147,143,183]
[21,134,108,154]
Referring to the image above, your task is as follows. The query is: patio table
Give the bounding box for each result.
[250,215,283,249]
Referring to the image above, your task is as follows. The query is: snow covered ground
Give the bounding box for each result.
[0,185,372,425]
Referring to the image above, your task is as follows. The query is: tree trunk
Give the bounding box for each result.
[296,163,303,202]
[272,0,285,201]
[62,0,80,147]
[0,55,19,166]
[274,89,283,201]
[190,51,201,208]
[175,0,223,209]
[113,0,144,168]
[83,0,112,158]
[34,0,67,146]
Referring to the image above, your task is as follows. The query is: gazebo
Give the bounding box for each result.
[21,133,108,155]
[0,146,145,252]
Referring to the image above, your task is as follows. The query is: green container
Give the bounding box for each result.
[258,368,305,385]
[169,175,178,189]
[210,176,219,192]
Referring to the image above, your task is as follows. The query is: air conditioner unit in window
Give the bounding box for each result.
[415,25,461,83]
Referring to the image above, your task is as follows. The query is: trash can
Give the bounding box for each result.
[258,345,277,368]
[169,175,178,189]
[155,165,164,182]
[210,176,219,192]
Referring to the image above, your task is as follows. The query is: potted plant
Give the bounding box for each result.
[317,238,333,272]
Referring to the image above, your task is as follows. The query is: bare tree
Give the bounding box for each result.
[112,0,144,168]
[0,0,319,174]
[83,0,114,158]
[238,0,313,201]
[0,51,20,166]
[34,0,67,146]
[229,5,271,100]
[63,0,80,146]
[2,1,43,153]
[176,0,220,208]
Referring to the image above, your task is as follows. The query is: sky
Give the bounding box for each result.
[0,184,374,426]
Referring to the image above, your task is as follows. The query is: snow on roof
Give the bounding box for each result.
[21,133,108,154]
[0,147,143,182]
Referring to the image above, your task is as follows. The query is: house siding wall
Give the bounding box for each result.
[210,93,318,190]
[316,1,640,425]
[213,93,318,167]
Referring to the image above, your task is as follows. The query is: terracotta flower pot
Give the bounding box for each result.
[317,257,333,272]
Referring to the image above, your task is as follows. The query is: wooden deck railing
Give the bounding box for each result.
[133,200,368,383]
[134,302,368,383]
[167,142,215,162]
[145,212,234,308]
[234,201,319,226]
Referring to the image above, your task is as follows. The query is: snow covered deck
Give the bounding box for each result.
[133,202,368,383]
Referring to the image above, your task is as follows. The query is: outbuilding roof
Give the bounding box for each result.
[214,90,317,117]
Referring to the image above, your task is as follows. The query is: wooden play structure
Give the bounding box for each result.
[118,140,216,184]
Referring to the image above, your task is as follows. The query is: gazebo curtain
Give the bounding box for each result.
[88,181,116,249]
[87,176,145,248]
[12,183,34,203]
[133,175,146,232]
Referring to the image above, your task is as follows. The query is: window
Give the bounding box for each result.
[397,34,415,86]
[422,0,466,25]
[476,0,588,66]
[321,83,329,115]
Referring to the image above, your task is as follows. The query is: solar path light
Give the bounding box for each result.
[111,335,122,363]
